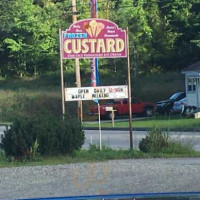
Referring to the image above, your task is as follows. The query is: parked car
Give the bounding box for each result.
[181,105,199,118]
[90,98,155,119]
[156,92,186,114]
[172,97,187,113]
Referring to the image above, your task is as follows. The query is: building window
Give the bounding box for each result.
[187,78,197,92]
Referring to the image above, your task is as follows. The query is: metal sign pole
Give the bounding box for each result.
[126,27,133,149]
[98,102,102,150]
[90,0,98,87]
[59,29,65,116]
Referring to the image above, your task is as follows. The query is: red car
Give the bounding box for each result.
[90,98,155,119]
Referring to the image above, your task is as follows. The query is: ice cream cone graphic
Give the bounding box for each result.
[83,22,92,37]
[89,20,97,37]
[95,22,105,37]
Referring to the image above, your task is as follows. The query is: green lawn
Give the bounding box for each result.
[1,148,200,168]
[83,115,200,130]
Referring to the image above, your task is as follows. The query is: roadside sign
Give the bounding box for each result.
[62,19,127,59]
[65,85,128,101]
[105,107,113,111]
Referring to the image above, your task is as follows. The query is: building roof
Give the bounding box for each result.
[182,61,200,73]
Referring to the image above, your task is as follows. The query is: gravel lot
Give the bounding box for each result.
[1,158,200,199]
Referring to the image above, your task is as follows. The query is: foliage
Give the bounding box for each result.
[34,112,85,155]
[139,127,169,153]
[161,141,196,155]
[0,0,200,77]
[0,117,38,160]
[139,127,197,154]
[0,0,62,77]
[84,114,200,131]
[0,150,7,162]
[0,113,85,160]
[0,90,78,122]
[74,144,144,160]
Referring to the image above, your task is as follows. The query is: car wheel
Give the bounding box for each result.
[144,107,153,117]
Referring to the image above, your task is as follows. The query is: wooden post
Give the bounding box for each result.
[127,27,133,149]
[59,29,65,116]
[72,0,83,122]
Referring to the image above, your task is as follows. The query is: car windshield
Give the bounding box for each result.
[169,93,182,100]
[180,98,186,102]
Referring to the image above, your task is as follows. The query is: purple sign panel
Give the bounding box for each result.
[62,19,127,59]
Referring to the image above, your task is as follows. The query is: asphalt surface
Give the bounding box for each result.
[1,158,200,199]
[83,130,200,151]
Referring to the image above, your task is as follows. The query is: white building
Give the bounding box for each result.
[182,61,200,108]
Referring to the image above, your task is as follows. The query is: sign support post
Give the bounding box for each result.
[59,29,65,116]
[72,0,83,122]
[98,102,102,150]
[90,0,98,87]
[127,27,133,149]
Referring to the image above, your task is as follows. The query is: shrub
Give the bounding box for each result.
[0,117,38,160]
[161,141,195,155]
[139,127,169,153]
[34,112,85,155]
[139,127,196,155]
[0,112,85,160]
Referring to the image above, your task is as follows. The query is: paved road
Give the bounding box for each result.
[1,126,200,151]
[83,130,200,151]
[1,158,200,199]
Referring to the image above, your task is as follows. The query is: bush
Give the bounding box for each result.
[161,141,195,155]
[0,112,85,160]
[0,117,38,160]
[139,127,196,155]
[139,127,169,153]
[34,112,85,155]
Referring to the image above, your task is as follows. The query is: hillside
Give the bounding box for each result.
[0,71,185,122]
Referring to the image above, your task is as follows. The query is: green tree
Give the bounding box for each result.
[0,0,62,77]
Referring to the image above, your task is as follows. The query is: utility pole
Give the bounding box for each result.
[72,0,83,122]
[90,0,98,87]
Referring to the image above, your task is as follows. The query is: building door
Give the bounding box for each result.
[197,78,200,108]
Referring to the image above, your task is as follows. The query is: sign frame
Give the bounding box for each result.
[65,85,128,101]
[62,18,127,59]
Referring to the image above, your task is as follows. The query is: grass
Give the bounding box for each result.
[0,149,143,168]
[0,142,200,168]
[83,115,200,130]
[1,150,200,168]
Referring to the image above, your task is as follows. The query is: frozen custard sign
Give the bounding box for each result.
[62,19,127,59]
